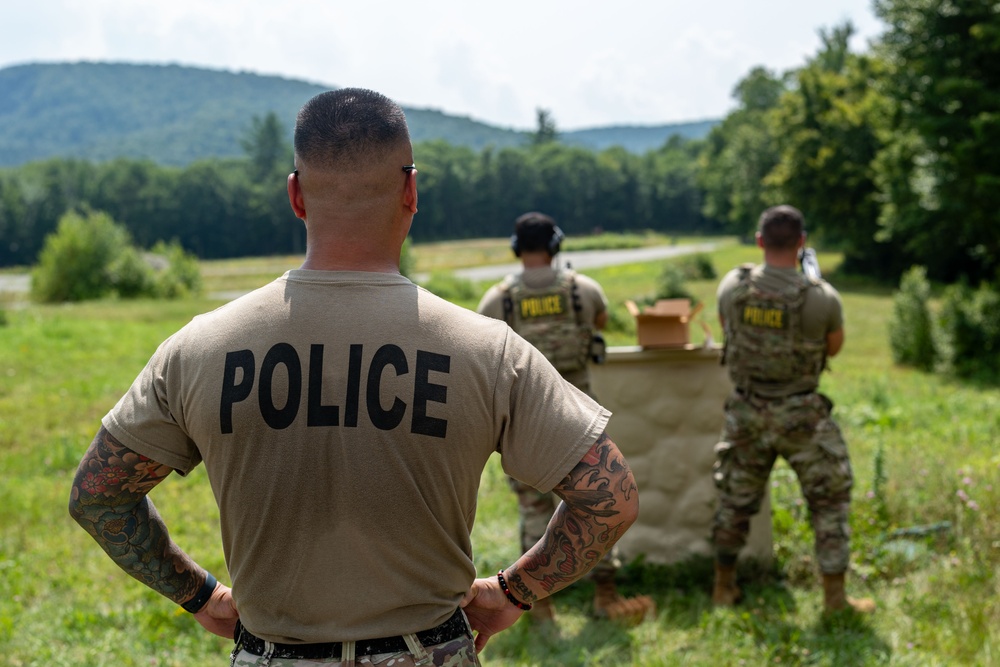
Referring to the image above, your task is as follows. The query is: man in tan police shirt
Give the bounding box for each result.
[68,88,639,666]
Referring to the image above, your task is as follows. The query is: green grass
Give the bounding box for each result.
[2,236,999,665]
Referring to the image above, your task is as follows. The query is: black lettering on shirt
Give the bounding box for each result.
[344,344,363,428]
[308,344,338,427]
[220,350,255,435]
[259,343,302,430]
[367,344,408,431]
[412,350,450,438]
[217,343,451,437]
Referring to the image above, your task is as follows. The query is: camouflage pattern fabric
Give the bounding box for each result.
[723,265,827,396]
[502,271,592,375]
[231,634,479,667]
[712,390,853,574]
[508,476,621,578]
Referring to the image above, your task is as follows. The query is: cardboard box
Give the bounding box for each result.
[625,298,703,348]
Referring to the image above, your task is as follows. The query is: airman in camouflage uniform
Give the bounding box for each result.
[712,205,874,615]
[478,212,654,625]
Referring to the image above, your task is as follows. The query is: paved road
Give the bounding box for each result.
[0,274,29,293]
[432,242,719,283]
[0,242,719,302]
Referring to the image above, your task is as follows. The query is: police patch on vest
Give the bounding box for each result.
[741,304,788,329]
[519,293,568,319]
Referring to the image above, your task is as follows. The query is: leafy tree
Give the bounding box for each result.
[241,112,293,184]
[766,23,898,275]
[698,67,787,237]
[874,0,1000,283]
[31,209,133,302]
[532,108,559,145]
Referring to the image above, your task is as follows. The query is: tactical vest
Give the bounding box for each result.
[501,270,592,375]
[722,264,827,396]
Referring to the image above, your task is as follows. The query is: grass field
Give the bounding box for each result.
[1,237,998,666]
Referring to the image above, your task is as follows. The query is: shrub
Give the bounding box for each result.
[31,210,131,303]
[677,253,717,281]
[31,210,202,303]
[654,264,698,305]
[109,247,157,298]
[889,265,937,370]
[419,272,478,302]
[937,281,1000,381]
[149,240,202,298]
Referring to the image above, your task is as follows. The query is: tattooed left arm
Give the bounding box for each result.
[461,431,638,652]
[68,426,238,638]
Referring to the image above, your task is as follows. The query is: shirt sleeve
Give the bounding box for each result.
[476,284,506,320]
[492,329,611,493]
[102,336,202,474]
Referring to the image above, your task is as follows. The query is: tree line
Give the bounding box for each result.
[1,0,996,289]
[0,115,712,268]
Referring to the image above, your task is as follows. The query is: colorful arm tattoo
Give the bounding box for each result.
[506,431,638,603]
[68,426,208,606]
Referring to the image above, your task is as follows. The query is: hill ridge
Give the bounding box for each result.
[0,61,717,167]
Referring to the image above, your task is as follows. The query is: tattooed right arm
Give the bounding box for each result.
[503,431,639,604]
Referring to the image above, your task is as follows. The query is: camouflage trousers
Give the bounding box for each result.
[712,390,853,574]
[231,631,478,667]
[508,476,621,581]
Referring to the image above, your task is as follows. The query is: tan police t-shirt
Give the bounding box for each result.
[103,270,610,644]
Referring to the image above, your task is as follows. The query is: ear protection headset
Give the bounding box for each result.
[510,224,565,257]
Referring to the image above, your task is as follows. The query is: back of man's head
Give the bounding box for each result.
[758,205,804,251]
[513,212,562,257]
[294,88,411,171]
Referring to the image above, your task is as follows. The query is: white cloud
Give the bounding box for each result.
[0,0,886,130]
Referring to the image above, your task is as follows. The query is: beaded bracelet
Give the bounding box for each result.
[181,572,217,613]
[496,570,532,611]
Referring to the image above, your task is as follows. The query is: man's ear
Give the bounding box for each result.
[755,231,764,249]
[288,171,307,220]
[403,169,418,214]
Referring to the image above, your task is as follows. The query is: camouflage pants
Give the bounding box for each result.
[508,476,621,581]
[231,631,478,667]
[712,390,853,574]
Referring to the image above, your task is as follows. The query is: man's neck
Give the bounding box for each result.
[762,250,798,269]
[521,252,554,269]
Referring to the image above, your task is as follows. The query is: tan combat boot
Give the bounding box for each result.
[592,579,656,625]
[712,561,741,606]
[822,572,876,614]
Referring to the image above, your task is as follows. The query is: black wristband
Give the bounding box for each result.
[181,572,217,613]
[497,570,532,611]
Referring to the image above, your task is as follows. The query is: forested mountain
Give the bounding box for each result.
[0,62,716,167]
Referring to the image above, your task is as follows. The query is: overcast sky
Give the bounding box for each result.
[0,1,885,131]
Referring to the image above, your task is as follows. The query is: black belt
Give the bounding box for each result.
[234,608,469,660]
[735,387,814,401]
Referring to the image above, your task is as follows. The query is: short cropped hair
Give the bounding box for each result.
[758,205,804,250]
[294,88,411,170]
[514,212,559,254]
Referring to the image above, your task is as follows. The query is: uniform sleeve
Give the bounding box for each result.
[101,336,202,474]
[492,329,611,493]
[476,284,506,320]
[716,269,741,321]
[576,274,608,318]
[823,282,845,332]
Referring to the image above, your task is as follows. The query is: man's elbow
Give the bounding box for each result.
[826,328,845,357]
[616,471,641,530]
